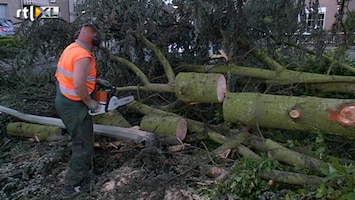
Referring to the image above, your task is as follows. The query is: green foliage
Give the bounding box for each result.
[196,158,278,199]
[0,36,15,46]
[318,159,355,199]
[314,130,327,160]
[0,36,21,58]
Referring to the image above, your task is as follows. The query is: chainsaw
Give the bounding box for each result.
[89,86,134,116]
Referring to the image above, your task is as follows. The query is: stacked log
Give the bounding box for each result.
[140,114,187,141]
[175,72,227,103]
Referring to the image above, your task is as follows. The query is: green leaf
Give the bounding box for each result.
[340,192,355,200]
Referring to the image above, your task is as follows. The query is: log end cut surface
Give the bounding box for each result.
[176,117,187,141]
[217,75,227,102]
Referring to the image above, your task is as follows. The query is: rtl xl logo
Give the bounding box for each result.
[16,6,60,21]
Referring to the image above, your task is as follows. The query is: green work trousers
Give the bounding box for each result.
[55,85,93,186]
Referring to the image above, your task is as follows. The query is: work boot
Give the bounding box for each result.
[61,185,83,196]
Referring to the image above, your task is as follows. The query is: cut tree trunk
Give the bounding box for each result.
[175,72,227,103]
[223,93,355,138]
[140,114,187,141]
[7,122,64,141]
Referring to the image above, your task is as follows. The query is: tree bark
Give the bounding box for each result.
[7,122,63,141]
[175,72,227,103]
[223,93,355,138]
[140,114,187,141]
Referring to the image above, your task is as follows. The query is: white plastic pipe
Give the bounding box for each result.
[0,105,154,143]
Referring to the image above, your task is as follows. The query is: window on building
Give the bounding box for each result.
[302,7,326,33]
[0,4,9,19]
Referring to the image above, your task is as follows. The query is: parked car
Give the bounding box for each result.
[0,19,15,36]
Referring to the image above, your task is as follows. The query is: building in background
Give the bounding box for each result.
[0,0,354,30]
[302,0,355,32]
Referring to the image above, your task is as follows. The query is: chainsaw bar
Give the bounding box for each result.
[89,96,134,116]
[107,96,134,111]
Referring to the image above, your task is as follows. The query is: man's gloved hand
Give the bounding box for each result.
[88,99,100,112]
[87,99,106,115]
[96,78,112,88]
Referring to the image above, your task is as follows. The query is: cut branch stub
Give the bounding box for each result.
[289,109,301,120]
[175,72,227,103]
[140,114,187,141]
[327,104,355,126]
[223,92,355,138]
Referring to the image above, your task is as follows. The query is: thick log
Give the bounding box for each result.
[93,110,131,128]
[223,93,355,138]
[7,122,64,141]
[140,114,187,141]
[175,72,227,103]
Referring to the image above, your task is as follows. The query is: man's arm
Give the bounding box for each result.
[218,49,229,61]
[210,49,229,60]
[73,57,93,106]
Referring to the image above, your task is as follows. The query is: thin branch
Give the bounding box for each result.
[115,84,173,93]
[100,46,151,85]
[135,34,176,85]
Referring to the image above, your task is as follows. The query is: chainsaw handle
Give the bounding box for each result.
[105,87,116,112]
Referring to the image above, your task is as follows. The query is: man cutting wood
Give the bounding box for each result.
[55,23,110,196]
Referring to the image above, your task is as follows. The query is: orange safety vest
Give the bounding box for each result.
[55,41,97,101]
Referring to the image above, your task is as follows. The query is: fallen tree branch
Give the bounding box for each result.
[180,64,355,85]
[258,169,325,186]
[212,131,250,157]
[237,39,285,72]
[264,139,325,173]
[207,131,262,160]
